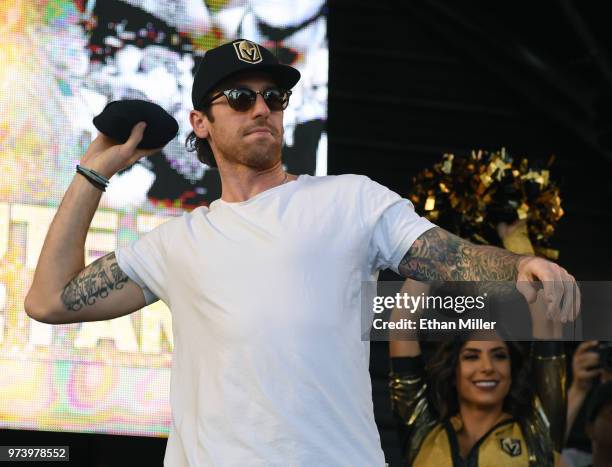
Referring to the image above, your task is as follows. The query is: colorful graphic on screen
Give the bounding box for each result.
[0,0,327,437]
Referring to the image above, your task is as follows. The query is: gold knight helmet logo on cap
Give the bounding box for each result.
[233,40,263,64]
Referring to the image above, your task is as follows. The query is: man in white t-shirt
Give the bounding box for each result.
[25,39,579,466]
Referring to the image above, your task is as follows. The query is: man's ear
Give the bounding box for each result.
[189,110,210,139]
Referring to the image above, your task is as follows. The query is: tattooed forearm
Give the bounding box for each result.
[61,252,129,311]
[398,227,521,287]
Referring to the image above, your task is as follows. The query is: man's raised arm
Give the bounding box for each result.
[398,227,579,322]
[24,122,160,324]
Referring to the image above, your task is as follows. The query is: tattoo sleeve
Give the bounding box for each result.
[61,252,129,311]
[398,227,522,295]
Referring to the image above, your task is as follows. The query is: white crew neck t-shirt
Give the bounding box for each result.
[115,174,435,467]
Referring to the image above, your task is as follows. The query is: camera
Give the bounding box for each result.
[598,342,612,372]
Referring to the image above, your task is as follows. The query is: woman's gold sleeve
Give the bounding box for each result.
[389,356,428,426]
[389,356,438,462]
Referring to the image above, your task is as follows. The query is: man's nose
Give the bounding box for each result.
[251,93,271,118]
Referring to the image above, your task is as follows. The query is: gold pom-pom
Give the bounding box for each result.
[409,148,562,259]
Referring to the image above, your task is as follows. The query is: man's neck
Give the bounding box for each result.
[217,161,292,203]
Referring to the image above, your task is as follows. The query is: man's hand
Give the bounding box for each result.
[516,256,581,322]
[80,122,163,178]
[25,121,164,324]
[399,227,581,323]
[566,340,600,440]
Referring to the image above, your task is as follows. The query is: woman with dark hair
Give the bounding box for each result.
[388,228,567,466]
[425,336,532,426]
[388,149,568,466]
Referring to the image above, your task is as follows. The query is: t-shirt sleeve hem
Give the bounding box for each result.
[115,247,159,305]
[389,220,437,275]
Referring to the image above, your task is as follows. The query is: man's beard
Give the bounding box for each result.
[238,140,281,169]
[209,115,284,170]
[218,129,283,170]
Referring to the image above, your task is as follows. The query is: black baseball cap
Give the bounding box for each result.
[191,39,301,108]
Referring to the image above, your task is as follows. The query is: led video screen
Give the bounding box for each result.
[0,0,327,437]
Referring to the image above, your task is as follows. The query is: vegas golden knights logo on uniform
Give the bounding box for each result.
[500,438,522,457]
[233,40,263,64]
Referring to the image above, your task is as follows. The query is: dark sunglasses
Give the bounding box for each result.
[203,87,292,112]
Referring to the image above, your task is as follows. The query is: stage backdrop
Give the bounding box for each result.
[0,0,327,437]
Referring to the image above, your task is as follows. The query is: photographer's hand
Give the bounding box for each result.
[566,340,601,439]
[572,341,601,391]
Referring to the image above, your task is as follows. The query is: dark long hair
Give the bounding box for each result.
[185,104,217,168]
[425,336,534,422]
